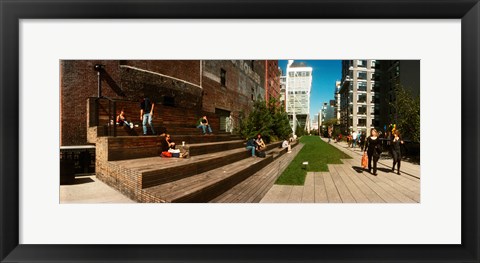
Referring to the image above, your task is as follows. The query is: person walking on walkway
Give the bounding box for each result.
[359,132,366,151]
[140,97,155,135]
[391,130,404,175]
[364,128,382,175]
[352,131,358,148]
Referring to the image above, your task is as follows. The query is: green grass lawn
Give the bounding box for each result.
[275,136,352,185]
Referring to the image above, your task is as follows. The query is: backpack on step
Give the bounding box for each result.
[256,151,266,158]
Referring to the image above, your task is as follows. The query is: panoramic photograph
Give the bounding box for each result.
[59,60,420,203]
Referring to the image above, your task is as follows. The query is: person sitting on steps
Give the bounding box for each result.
[116,108,133,129]
[282,139,291,153]
[160,134,184,158]
[255,133,266,151]
[197,115,213,135]
[245,137,257,158]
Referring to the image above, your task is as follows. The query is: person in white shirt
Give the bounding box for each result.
[352,131,358,148]
[282,139,291,153]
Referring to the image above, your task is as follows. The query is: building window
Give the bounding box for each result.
[358,119,367,126]
[358,105,367,115]
[358,94,367,103]
[357,71,367,80]
[220,68,226,87]
[358,82,367,92]
[357,60,367,67]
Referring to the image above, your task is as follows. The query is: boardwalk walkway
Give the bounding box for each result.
[260,137,420,203]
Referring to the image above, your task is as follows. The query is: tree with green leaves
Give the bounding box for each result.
[390,85,420,143]
[320,118,338,137]
[236,98,292,142]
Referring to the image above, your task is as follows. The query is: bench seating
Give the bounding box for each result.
[96,140,287,202]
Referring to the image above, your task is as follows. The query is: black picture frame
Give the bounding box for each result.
[1,0,478,262]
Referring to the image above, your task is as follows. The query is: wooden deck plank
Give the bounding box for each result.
[226,170,276,203]
[358,171,417,203]
[343,158,420,192]
[330,165,370,203]
[355,172,401,203]
[328,165,356,203]
[288,186,304,203]
[261,185,292,203]
[212,143,303,203]
[259,185,282,203]
[373,173,420,203]
[321,172,342,203]
[375,182,416,203]
[341,158,420,203]
[313,172,328,203]
[335,165,385,203]
[301,172,315,203]
[148,155,269,201]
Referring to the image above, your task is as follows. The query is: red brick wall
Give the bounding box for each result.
[61,60,201,146]
[61,60,276,146]
[60,60,122,146]
[265,60,281,103]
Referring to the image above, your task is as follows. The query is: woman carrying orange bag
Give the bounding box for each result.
[361,152,368,169]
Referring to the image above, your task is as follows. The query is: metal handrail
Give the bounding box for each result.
[94,96,137,137]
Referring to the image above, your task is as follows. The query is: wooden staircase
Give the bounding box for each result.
[96,135,297,203]
[88,97,298,203]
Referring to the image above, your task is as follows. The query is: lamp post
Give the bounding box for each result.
[94,64,105,98]
[292,71,296,136]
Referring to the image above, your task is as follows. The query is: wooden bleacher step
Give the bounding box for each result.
[140,141,282,188]
[111,147,252,189]
[211,141,301,203]
[143,154,275,203]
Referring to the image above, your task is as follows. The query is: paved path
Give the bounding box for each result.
[60,175,135,203]
[260,137,420,203]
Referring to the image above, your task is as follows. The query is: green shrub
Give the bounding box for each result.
[237,98,292,142]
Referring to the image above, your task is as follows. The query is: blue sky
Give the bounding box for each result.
[278,60,342,120]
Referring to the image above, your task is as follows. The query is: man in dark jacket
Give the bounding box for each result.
[140,97,155,135]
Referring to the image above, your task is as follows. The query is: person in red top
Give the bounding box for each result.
[116,109,132,129]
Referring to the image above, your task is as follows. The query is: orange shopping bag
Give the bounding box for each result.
[361,152,368,169]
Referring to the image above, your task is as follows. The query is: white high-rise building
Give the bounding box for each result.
[340,60,380,134]
[334,80,341,123]
[285,60,313,134]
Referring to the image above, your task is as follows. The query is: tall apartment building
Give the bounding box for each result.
[339,60,420,135]
[279,73,287,109]
[339,60,380,134]
[334,80,341,123]
[312,114,319,132]
[380,60,420,129]
[320,102,335,123]
[285,60,313,134]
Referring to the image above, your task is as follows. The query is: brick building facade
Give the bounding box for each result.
[264,60,281,104]
[60,60,280,146]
